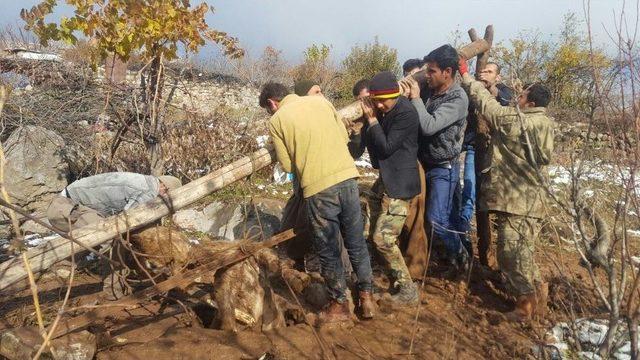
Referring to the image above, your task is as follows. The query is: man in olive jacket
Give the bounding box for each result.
[459,58,554,321]
[360,71,421,304]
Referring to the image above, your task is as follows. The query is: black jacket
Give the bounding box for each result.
[366,96,421,199]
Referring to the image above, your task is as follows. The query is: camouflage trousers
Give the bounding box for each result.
[363,180,413,287]
[495,212,542,297]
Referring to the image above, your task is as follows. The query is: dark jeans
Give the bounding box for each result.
[425,161,463,257]
[305,179,373,302]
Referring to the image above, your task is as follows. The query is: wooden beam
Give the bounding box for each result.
[339,36,491,125]
[0,147,277,292]
[51,229,296,338]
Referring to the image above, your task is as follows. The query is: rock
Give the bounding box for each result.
[0,327,96,360]
[20,218,52,236]
[3,126,69,213]
[173,199,284,241]
[50,331,97,360]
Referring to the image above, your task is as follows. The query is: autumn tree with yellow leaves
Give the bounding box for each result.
[21,0,244,174]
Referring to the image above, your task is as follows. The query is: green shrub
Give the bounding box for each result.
[337,37,400,99]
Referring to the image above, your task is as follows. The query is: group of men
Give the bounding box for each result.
[261,43,554,324]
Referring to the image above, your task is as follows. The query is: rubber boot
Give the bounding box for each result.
[505,294,536,322]
[359,291,376,319]
[319,300,351,324]
[390,281,419,305]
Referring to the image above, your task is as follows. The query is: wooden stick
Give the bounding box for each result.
[51,228,296,338]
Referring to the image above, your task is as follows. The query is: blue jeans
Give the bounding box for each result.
[425,161,463,257]
[458,146,476,233]
[305,179,373,302]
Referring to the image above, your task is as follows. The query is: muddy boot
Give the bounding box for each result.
[535,282,549,319]
[358,291,376,319]
[319,300,351,324]
[505,294,536,322]
[390,281,419,305]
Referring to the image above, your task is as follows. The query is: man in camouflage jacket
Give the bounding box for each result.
[459,58,555,321]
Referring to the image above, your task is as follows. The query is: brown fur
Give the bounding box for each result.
[129,226,192,274]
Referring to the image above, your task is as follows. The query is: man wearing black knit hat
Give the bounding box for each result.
[401,44,469,275]
[360,71,421,304]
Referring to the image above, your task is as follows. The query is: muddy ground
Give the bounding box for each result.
[0,228,608,360]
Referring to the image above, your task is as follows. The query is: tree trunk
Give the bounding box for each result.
[145,53,165,176]
[468,26,494,266]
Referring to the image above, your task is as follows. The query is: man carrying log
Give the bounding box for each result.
[46,172,182,232]
[458,62,514,263]
[402,58,425,77]
[358,71,421,304]
[259,82,376,323]
[458,58,553,321]
[400,44,469,275]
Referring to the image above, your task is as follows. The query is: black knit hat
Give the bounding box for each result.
[369,71,400,99]
[294,79,317,96]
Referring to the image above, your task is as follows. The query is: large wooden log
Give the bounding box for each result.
[468,26,495,267]
[339,37,491,125]
[0,147,277,292]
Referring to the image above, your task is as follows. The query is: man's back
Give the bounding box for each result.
[463,78,554,218]
[268,94,359,198]
[66,172,159,216]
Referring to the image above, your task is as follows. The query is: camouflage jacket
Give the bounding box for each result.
[461,74,555,218]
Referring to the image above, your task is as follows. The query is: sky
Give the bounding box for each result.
[0,0,634,63]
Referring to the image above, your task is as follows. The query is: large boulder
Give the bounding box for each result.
[3,126,69,213]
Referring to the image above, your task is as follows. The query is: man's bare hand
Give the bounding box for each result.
[399,78,420,100]
[360,97,377,124]
[478,72,497,88]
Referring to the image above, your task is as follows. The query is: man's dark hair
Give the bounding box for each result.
[486,62,502,74]
[352,79,370,98]
[402,58,425,74]
[423,44,460,75]
[259,82,290,108]
[524,83,551,107]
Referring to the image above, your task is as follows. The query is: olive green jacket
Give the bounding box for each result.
[461,74,555,218]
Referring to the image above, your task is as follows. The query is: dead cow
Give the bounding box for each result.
[129,225,286,332]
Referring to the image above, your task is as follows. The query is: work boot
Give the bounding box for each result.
[318,300,351,324]
[390,281,419,305]
[505,294,536,322]
[535,282,549,318]
[358,291,376,319]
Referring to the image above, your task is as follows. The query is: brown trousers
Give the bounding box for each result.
[46,196,103,233]
[398,162,429,279]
